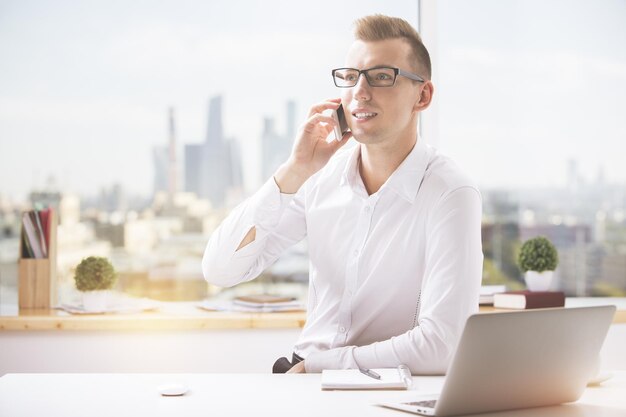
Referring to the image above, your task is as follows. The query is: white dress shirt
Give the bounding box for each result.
[202,138,483,374]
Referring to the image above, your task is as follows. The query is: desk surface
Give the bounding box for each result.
[1,298,625,331]
[1,372,625,417]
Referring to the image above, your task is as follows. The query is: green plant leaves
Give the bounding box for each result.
[517,236,559,273]
[74,256,117,291]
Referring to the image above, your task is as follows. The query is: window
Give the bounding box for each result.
[422,0,626,295]
[0,1,419,304]
[4,1,622,306]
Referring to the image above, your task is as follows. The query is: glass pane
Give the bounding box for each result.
[0,1,418,305]
[434,0,626,296]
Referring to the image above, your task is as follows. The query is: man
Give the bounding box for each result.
[202,14,483,374]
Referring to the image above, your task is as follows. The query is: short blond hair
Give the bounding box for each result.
[354,14,431,80]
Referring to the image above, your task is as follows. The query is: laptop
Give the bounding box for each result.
[379,306,615,416]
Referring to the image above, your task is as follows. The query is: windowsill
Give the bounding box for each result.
[1,298,625,331]
[0,301,307,331]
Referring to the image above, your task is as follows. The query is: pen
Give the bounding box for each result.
[359,368,381,380]
[398,364,413,387]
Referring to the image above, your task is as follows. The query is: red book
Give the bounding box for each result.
[493,291,565,310]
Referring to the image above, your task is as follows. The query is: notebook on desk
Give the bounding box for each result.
[321,365,412,390]
[379,306,615,416]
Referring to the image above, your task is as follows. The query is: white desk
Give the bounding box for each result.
[1,372,625,417]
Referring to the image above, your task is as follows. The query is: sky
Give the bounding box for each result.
[0,0,416,200]
[0,0,625,202]
[436,0,626,190]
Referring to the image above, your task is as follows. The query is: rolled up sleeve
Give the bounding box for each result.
[202,177,307,288]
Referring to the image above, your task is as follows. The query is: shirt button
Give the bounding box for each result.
[353,250,359,257]
[339,326,346,333]
[364,206,370,212]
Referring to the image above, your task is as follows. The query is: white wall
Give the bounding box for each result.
[1,325,625,376]
[0,329,301,375]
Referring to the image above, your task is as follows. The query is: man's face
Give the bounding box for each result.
[341,38,425,146]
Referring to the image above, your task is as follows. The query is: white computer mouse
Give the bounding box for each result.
[157,383,189,396]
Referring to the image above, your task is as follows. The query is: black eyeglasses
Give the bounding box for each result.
[332,66,425,88]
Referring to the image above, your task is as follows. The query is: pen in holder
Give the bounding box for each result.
[18,209,58,309]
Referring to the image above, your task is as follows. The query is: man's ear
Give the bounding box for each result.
[413,81,434,112]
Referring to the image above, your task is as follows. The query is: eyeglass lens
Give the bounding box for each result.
[334,68,396,87]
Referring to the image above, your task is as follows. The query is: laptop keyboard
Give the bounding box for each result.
[404,400,437,409]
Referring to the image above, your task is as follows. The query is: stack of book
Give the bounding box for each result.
[493,290,565,309]
[19,208,57,309]
[198,294,305,313]
[21,208,54,259]
[233,294,303,312]
[479,285,507,305]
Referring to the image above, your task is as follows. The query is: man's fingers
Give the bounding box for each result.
[331,131,353,149]
[302,113,337,132]
[307,99,341,118]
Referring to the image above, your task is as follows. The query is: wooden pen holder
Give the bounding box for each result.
[18,210,58,309]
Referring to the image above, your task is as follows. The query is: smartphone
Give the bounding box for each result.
[331,104,350,142]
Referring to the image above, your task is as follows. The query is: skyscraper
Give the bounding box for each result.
[261,100,296,180]
[203,96,228,206]
[184,143,205,201]
[153,147,168,195]
[185,95,243,208]
[168,107,177,198]
[206,96,223,146]
[261,117,283,180]
[225,137,243,193]
[154,107,179,199]
[286,100,296,142]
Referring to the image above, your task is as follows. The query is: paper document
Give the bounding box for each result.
[198,299,305,313]
[321,365,412,390]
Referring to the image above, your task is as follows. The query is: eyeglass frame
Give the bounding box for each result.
[331,66,425,88]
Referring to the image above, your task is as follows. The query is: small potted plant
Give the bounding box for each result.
[517,236,559,291]
[74,256,117,311]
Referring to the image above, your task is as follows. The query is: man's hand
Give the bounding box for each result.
[274,98,352,194]
[286,360,306,374]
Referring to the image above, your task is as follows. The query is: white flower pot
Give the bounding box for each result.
[524,270,554,292]
[82,290,109,312]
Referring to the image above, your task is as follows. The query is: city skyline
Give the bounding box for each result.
[2,137,626,300]
[2,83,624,206]
[1,102,623,212]
[2,169,624,299]
[1,0,625,201]
[3,97,622,205]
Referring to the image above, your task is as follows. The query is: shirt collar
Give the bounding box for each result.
[340,136,433,203]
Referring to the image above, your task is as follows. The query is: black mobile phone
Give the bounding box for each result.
[331,104,350,141]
